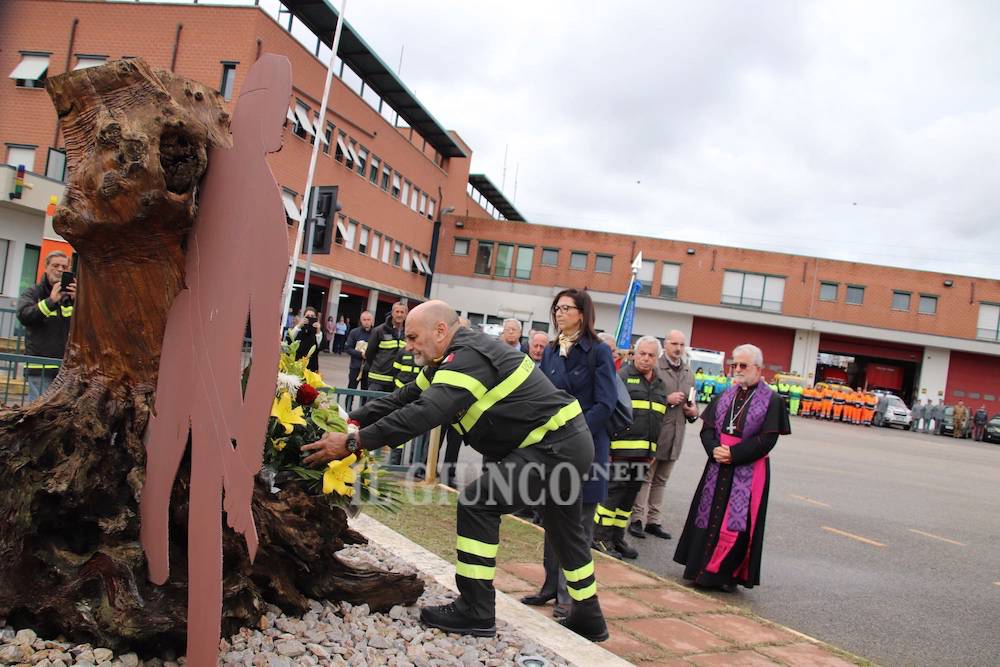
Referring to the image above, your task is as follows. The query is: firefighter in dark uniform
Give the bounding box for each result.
[362,301,407,392]
[593,336,665,560]
[393,349,421,388]
[302,301,608,642]
[16,251,75,401]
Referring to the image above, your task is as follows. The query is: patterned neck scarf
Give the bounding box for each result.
[558,330,580,357]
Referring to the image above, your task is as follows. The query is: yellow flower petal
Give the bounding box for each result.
[303,368,327,389]
[271,392,306,435]
[323,454,358,495]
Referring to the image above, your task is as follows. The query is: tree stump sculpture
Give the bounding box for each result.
[0,59,422,658]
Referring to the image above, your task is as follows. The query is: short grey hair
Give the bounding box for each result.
[732,343,764,367]
[502,318,522,331]
[597,332,617,349]
[634,335,662,356]
[45,250,68,266]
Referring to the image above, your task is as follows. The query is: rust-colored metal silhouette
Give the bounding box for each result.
[140,54,292,666]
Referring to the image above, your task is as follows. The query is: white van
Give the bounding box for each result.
[688,347,725,376]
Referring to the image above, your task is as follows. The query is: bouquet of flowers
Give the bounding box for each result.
[261,340,400,512]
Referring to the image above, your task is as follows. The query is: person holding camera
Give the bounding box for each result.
[16,251,76,402]
[287,306,323,372]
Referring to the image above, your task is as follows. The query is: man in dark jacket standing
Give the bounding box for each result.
[363,302,408,393]
[344,310,374,390]
[16,251,75,401]
[630,329,698,540]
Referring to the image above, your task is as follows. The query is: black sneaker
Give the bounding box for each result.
[628,520,646,539]
[419,602,496,637]
[613,538,639,560]
[591,539,622,560]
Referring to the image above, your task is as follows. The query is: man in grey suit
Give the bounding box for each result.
[630,330,699,540]
[910,399,926,433]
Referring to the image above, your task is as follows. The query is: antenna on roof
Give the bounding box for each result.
[397,44,404,75]
[501,144,508,191]
[512,162,519,203]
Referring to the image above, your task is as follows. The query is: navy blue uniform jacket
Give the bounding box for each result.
[540,336,617,503]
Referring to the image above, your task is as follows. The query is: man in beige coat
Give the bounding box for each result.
[629,330,699,540]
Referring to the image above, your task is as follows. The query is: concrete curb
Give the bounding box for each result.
[351,512,633,667]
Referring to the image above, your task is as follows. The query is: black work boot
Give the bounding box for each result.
[420,601,496,637]
[591,538,622,560]
[559,597,609,642]
[628,520,646,539]
[612,527,638,559]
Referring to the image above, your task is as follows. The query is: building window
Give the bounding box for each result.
[570,251,588,271]
[9,53,50,88]
[381,236,392,263]
[819,282,838,301]
[345,140,358,170]
[333,132,346,161]
[0,239,8,293]
[391,172,401,198]
[219,62,237,101]
[453,238,470,256]
[427,199,436,220]
[370,232,381,260]
[976,303,1000,341]
[19,244,40,293]
[333,214,346,246]
[409,187,419,211]
[892,291,911,311]
[402,247,412,272]
[291,102,312,140]
[918,295,937,315]
[845,285,865,305]
[494,244,514,278]
[358,226,369,255]
[637,259,655,296]
[721,270,785,312]
[45,148,66,181]
[345,220,358,250]
[401,181,410,206]
[515,246,534,280]
[322,123,333,155]
[541,248,559,266]
[467,312,484,328]
[281,189,299,225]
[74,55,108,71]
[392,241,402,267]
[595,254,613,273]
[660,262,680,299]
[419,192,427,216]
[369,156,380,183]
[531,321,550,334]
[474,241,493,275]
[355,147,367,176]
[6,145,36,172]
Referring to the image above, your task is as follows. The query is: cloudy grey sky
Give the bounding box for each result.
[237,0,1000,278]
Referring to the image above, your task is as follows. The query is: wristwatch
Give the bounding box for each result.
[345,431,360,454]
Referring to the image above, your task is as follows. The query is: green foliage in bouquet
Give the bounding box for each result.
[262,341,402,512]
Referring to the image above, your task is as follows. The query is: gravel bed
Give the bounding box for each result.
[0,542,568,667]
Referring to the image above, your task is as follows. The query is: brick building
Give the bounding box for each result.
[3,0,1000,414]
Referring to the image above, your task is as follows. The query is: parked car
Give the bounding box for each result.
[983,415,1000,444]
[878,393,912,429]
[940,406,973,438]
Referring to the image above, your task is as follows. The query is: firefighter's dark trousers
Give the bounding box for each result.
[454,420,597,621]
[594,460,650,541]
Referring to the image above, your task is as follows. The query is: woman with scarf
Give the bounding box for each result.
[521,288,617,620]
[674,343,790,592]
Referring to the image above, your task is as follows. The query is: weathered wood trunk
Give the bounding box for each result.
[0,59,421,657]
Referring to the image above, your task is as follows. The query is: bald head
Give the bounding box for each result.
[405,300,461,365]
[664,329,687,362]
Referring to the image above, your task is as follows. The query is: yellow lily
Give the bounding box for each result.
[270,438,287,451]
[323,454,357,496]
[303,367,327,389]
[271,392,306,434]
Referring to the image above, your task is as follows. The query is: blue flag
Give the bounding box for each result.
[614,276,642,350]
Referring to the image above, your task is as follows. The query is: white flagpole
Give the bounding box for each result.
[615,252,642,341]
[280,0,348,331]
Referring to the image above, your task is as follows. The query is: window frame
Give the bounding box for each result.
[368,155,380,183]
[594,254,613,274]
[720,269,785,312]
[891,290,911,312]
[219,61,237,101]
[637,259,655,296]
[291,101,312,140]
[358,225,370,255]
[659,261,681,299]
[540,248,559,267]
[819,281,838,302]
[6,144,37,172]
[453,238,470,256]
[474,240,494,275]
[44,147,66,181]
[494,243,514,278]
[569,251,588,271]
[515,245,534,281]
[845,285,865,306]
[918,294,938,315]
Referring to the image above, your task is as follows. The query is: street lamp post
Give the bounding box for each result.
[424,197,455,299]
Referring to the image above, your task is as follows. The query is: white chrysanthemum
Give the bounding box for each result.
[276,372,302,394]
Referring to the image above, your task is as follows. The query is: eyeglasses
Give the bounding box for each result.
[551,305,580,314]
[730,362,755,370]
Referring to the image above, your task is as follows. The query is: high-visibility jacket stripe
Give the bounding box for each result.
[25,363,60,369]
[378,339,405,349]
[37,300,56,317]
[631,399,666,414]
[433,369,488,400]
[519,400,583,448]
[456,536,499,559]
[455,562,495,580]
[60,305,73,317]
[393,361,416,373]
[563,560,594,583]
[611,439,656,452]
[416,369,430,391]
[368,371,394,383]
[394,378,406,388]
[566,581,598,601]
[458,355,534,433]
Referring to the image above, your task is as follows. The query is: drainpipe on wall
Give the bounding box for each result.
[170,23,183,72]
[53,18,80,148]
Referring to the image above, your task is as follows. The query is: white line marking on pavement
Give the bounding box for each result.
[907,528,966,546]
[822,526,887,547]
[790,494,831,508]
